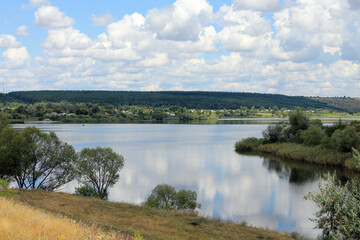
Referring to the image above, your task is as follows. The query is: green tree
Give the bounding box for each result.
[262,123,287,143]
[305,173,360,239]
[300,125,325,146]
[288,109,310,135]
[175,189,201,210]
[75,147,124,200]
[146,184,177,210]
[1,127,77,190]
[0,126,77,190]
[146,184,201,210]
[331,125,360,153]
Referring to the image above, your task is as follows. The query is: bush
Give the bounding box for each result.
[146,184,200,210]
[288,109,310,135]
[300,125,325,146]
[235,137,264,153]
[262,123,288,143]
[75,184,101,198]
[331,125,360,153]
[305,173,360,239]
[0,179,9,189]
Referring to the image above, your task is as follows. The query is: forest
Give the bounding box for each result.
[1,90,357,112]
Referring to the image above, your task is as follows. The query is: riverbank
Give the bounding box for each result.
[3,190,307,240]
[235,141,359,171]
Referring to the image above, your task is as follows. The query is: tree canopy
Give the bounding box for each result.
[75,147,125,200]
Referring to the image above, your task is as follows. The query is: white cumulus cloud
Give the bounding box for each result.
[34,6,75,28]
[0,34,21,48]
[146,0,213,41]
[2,47,30,67]
[15,26,29,36]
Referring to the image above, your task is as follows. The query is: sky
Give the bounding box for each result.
[0,0,359,96]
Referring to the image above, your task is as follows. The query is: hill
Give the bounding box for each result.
[0,90,358,112]
[311,97,360,113]
[7,190,302,240]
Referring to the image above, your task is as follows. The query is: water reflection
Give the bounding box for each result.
[262,158,323,185]
[14,123,323,238]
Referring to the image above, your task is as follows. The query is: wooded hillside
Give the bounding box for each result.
[0,91,357,112]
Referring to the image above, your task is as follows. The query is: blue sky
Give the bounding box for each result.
[0,0,359,96]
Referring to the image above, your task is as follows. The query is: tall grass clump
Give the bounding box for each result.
[258,143,350,166]
[0,197,140,240]
[235,137,265,153]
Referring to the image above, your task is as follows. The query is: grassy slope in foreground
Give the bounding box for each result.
[9,190,305,240]
[0,196,129,240]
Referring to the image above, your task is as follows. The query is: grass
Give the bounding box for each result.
[257,143,351,166]
[0,196,135,240]
[4,190,306,240]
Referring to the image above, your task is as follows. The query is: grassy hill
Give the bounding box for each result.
[311,97,360,113]
[4,190,305,240]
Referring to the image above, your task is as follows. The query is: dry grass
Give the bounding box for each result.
[0,196,133,240]
[7,190,304,240]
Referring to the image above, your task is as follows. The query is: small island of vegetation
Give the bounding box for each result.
[235,109,360,171]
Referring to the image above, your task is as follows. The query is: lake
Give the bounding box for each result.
[15,122,327,238]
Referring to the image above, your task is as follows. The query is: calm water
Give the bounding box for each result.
[15,122,326,238]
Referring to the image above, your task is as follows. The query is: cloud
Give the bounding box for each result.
[34,6,75,28]
[2,0,359,97]
[0,35,22,48]
[348,0,360,10]
[146,0,213,41]
[91,13,114,26]
[15,26,29,36]
[2,47,30,67]
[233,0,282,12]
[22,0,50,9]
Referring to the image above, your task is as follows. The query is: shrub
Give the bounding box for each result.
[288,109,310,135]
[235,137,264,153]
[262,123,288,143]
[146,184,200,210]
[305,173,360,239]
[331,125,360,153]
[300,125,325,146]
[0,178,9,189]
[74,184,101,198]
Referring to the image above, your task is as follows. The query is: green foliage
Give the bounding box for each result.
[262,122,288,143]
[146,184,177,209]
[235,137,264,153]
[146,184,200,210]
[76,147,124,200]
[0,126,77,190]
[305,173,360,239]
[323,119,347,137]
[346,148,360,170]
[0,178,9,189]
[258,143,349,166]
[3,90,333,110]
[175,189,201,210]
[75,184,101,198]
[300,125,325,146]
[330,125,360,153]
[288,108,310,135]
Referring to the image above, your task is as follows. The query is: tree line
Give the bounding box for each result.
[1,90,349,111]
